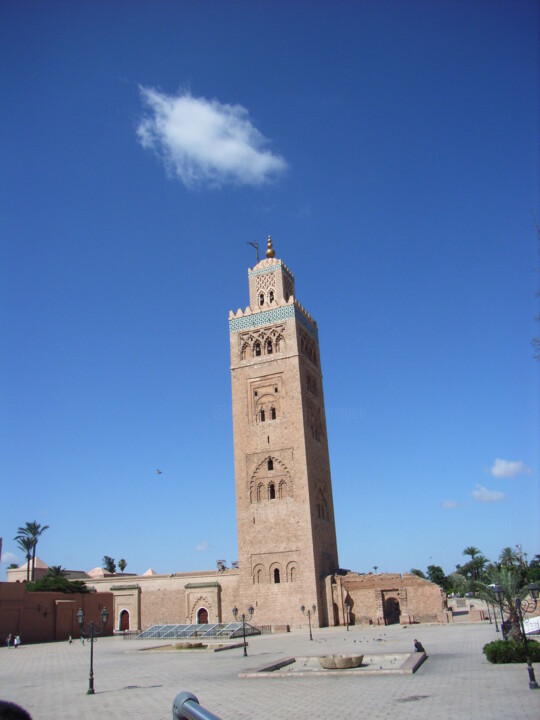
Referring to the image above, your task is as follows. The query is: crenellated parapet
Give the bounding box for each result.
[229,296,318,339]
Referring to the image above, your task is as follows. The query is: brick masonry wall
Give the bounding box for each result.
[336,572,446,625]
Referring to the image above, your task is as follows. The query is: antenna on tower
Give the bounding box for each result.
[247,242,259,264]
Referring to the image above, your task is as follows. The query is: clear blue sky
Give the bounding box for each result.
[1,0,538,580]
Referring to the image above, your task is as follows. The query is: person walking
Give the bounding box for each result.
[6,634,12,648]
[13,635,21,649]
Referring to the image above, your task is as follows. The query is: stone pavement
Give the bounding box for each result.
[1,622,539,719]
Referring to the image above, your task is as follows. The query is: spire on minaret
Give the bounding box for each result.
[266,235,275,258]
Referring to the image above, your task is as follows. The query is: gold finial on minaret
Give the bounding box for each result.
[266,235,275,258]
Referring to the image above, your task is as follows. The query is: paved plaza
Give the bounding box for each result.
[1,622,539,719]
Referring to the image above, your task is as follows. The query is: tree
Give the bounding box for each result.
[27,577,90,594]
[409,568,426,578]
[102,556,116,573]
[475,566,532,641]
[499,547,519,567]
[16,521,49,581]
[427,565,449,589]
[527,555,540,583]
[447,572,467,595]
[118,558,127,573]
[46,565,68,579]
[458,548,488,582]
[14,535,34,582]
[463,546,481,560]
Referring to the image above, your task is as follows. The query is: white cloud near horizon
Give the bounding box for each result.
[442,499,459,509]
[490,458,531,478]
[195,540,210,552]
[472,484,505,503]
[137,87,287,188]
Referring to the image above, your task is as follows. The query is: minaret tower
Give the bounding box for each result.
[229,237,339,627]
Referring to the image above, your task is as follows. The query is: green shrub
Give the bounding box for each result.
[483,639,540,664]
[26,577,90,594]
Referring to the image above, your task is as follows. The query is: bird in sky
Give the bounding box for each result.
[156,469,162,475]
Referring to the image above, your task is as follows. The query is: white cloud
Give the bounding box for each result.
[0,551,20,567]
[442,500,459,509]
[490,458,531,478]
[137,87,287,188]
[195,540,209,552]
[472,484,505,503]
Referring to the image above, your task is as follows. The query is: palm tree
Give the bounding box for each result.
[463,546,481,560]
[118,559,127,573]
[475,566,530,641]
[16,521,49,581]
[499,547,519,567]
[14,535,34,582]
[46,565,68,579]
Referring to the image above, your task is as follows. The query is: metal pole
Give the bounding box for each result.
[516,599,539,690]
[88,622,95,695]
[491,603,499,632]
[173,691,222,720]
[242,613,247,657]
[497,599,506,639]
[308,611,313,641]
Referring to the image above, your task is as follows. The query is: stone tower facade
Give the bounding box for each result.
[228,237,339,628]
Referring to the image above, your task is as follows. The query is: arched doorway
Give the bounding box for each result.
[383,597,401,625]
[119,609,130,631]
[197,607,208,624]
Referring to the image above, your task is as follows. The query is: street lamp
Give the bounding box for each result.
[490,584,506,639]
[301,604,316,641]
[515,582,539,690]
[344,601,350,632]
[76,606,109,695]
[232,605,254,657]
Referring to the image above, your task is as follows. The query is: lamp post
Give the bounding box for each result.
[76,606,109,695]
[344,601,350,632]
[490,584,506,639]
[490,601,500,633]
[301,604,316,641]
[232,605,254,657]
[515,583,539,690]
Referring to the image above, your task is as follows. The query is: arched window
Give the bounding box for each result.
[267,458,274,471]
[254,342,261,357]
[259,293,264,306]
[279,480,288,499]
[257,483,263,502]
[269,289,274,303]
[197,607,209,624]
[266,340,273,354]
[271,407,276,420]
[274,568,280,584]
[260,409,265,422]
[269,482,276,500]
[290,566,296,582]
